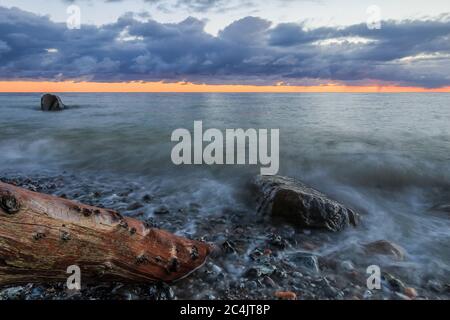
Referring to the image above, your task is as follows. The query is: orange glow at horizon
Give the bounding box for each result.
[1,81,450,93]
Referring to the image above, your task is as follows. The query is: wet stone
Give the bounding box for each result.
[363,240,406,261]
[222,240,237,254]
[127,202,143,211]
[154,206,170,215]
[340,260,355,272]
[267,233,289,249]
[149,283,175,300]
[383,273,406,292]
[263,276,277,288]
[249,248,265,261]
[255,175,360,232]
[0,286,24,300]
[245,264,276,279]
[287,252,320,273]
[246,281,258,291]
[142,194,153,203]
[427,280,443,293]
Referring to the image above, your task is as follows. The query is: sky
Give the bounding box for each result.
[0,0,450,92]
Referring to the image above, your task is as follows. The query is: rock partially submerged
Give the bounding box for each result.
[255,175,360,232]
[287,251,320,273]
[41,94,65,111]
[363,240,406,261]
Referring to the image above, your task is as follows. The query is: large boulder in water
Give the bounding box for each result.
[255,175,360,232]
[41,94,65,111]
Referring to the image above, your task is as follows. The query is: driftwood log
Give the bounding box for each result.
[0,182,211,286]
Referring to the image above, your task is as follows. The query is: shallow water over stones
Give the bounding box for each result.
[0,173,448,300]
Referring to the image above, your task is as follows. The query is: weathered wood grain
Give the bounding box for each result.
[0,182,210,286]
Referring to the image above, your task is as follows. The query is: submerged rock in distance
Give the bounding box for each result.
[41,94,65,111]
[255,175,360,232]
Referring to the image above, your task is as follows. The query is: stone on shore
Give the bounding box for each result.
[288,251,320,273]
[404,287,418,299]
[255,175,360,232]
[274,291,297,300]
[41,94,65,111]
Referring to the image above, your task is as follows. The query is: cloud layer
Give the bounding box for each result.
[1,6,449,87]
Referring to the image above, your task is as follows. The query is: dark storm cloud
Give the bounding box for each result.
[0,6,450,87]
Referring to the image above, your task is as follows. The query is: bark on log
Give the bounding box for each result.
[0,182,211,286]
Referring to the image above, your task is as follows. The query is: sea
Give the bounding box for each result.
[1,92,449,297]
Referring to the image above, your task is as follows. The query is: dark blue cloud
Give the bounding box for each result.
[0,6,450,87]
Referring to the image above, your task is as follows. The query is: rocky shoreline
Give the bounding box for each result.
[1,173,449,300]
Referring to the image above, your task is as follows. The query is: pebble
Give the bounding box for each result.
[245,265,276,278]
[154,206,170,215]
[363,290,373,299]
[404,287,417,299]
[394,292,411,300]
[142,194,153,203]
[427,280,443,293]
[127,202,143,211]
[384,273,406,292]
[222,240,238,254]
[288,251,320,273]
[274,291,297,300]
[263,276,277,288]
[0,286,23,300]
[340,260,355,272]
[27,287,44,300]
[247,281,258,291]
[210,264,223,274]
[151,283,175,300]
[268,234,288,249]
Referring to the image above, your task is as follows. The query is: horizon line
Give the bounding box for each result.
[1,81,450,93]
